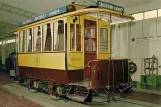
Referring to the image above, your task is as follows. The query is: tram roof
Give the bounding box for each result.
[11,2,134,33]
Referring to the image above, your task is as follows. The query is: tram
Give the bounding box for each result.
[12,1,135,102]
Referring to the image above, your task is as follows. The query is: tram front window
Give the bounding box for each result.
[100,28,108,52]
[85,28,96,51]
[84,19,96,52]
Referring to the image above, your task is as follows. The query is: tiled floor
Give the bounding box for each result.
[0,89,44,107]
[0,71,12,85]
[0,71,44,107]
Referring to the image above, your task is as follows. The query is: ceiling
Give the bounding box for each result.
[0,0,159,39]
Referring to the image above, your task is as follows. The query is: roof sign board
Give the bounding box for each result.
[97,1,124,13]
[20,6,67,26]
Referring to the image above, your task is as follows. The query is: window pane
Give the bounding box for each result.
[85,28,96,52]
[26,28,32,52]
[43,23,52,51]
[76,24,81,51]
[144,10,157,19]
[100,28,108,52]
[5,39,15,44]
[53,20,64,51]
[34,26,41,51]
[158,9,161,17]
[132,13,143,21]
[19,30,25,52]
[70,24,75,51]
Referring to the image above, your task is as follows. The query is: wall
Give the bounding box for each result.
[130,17,161,81]
[111,17,161,82]
[1,37,17,65]
[126,0,161,14]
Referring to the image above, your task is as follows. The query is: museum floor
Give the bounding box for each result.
[0,71,161,107]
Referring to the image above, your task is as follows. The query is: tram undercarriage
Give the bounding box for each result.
[17,59,135,103]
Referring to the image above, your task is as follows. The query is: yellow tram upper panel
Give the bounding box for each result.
[12,3,134,32]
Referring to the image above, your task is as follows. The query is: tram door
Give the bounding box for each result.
[84,19,97,79]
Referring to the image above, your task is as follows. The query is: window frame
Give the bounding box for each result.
[132,12,144,21]
[42,22,53,52]
[69,23,82,52]
[19,30,26,53]
[33,25,42,52]
[26,28,33,53]
[99,28,108,52]
[144,10,157,19]
[52,19,65,52]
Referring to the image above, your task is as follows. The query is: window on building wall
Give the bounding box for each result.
[19,30,25,52]
[34,26,41,52]
[76,24,81,51]
[158,9,161,17]
[144,10,157,19]
[53,20,64,51]
[43,23,52,51]
[5,39,16,44]
[26,28,32,52]
[100,28,108,52]
[132,13,143,21]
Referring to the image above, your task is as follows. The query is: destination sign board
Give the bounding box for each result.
[20,6,67,26]
[97,1,124,13]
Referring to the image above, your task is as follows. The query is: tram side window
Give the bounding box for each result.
[53,20,64,51]
[34,26,41,52]
[43,23,52,51]
[70,24,81,51]
[100,28,108,52]
[76,24,81,51]
[19,30,25,52]
[70,24,75,51]
[26,28,32,52]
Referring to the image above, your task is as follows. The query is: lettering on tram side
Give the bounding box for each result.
[71,57,81,61]
[20,6,66,26]
[22,19,32,25]
[97,1,124,13]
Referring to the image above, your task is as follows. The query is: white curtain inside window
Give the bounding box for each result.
[34,27,38,51]
[26,29,30,52]
[20,31,23,52]
[100,28,108,52]
[43,25,47,51]
[54,22,58,50]
[70,24,75,51]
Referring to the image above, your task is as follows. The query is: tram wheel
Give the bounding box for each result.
[56,85,63,96]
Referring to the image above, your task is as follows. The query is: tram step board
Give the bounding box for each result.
[67,94,86,102]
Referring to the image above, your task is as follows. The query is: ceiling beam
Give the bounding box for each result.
[75,0,98,7]
[0,32,13,39]
[0,2,39,18]
[0,21,17,30]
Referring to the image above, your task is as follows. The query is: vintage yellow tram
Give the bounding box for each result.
[12,1,134,102]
